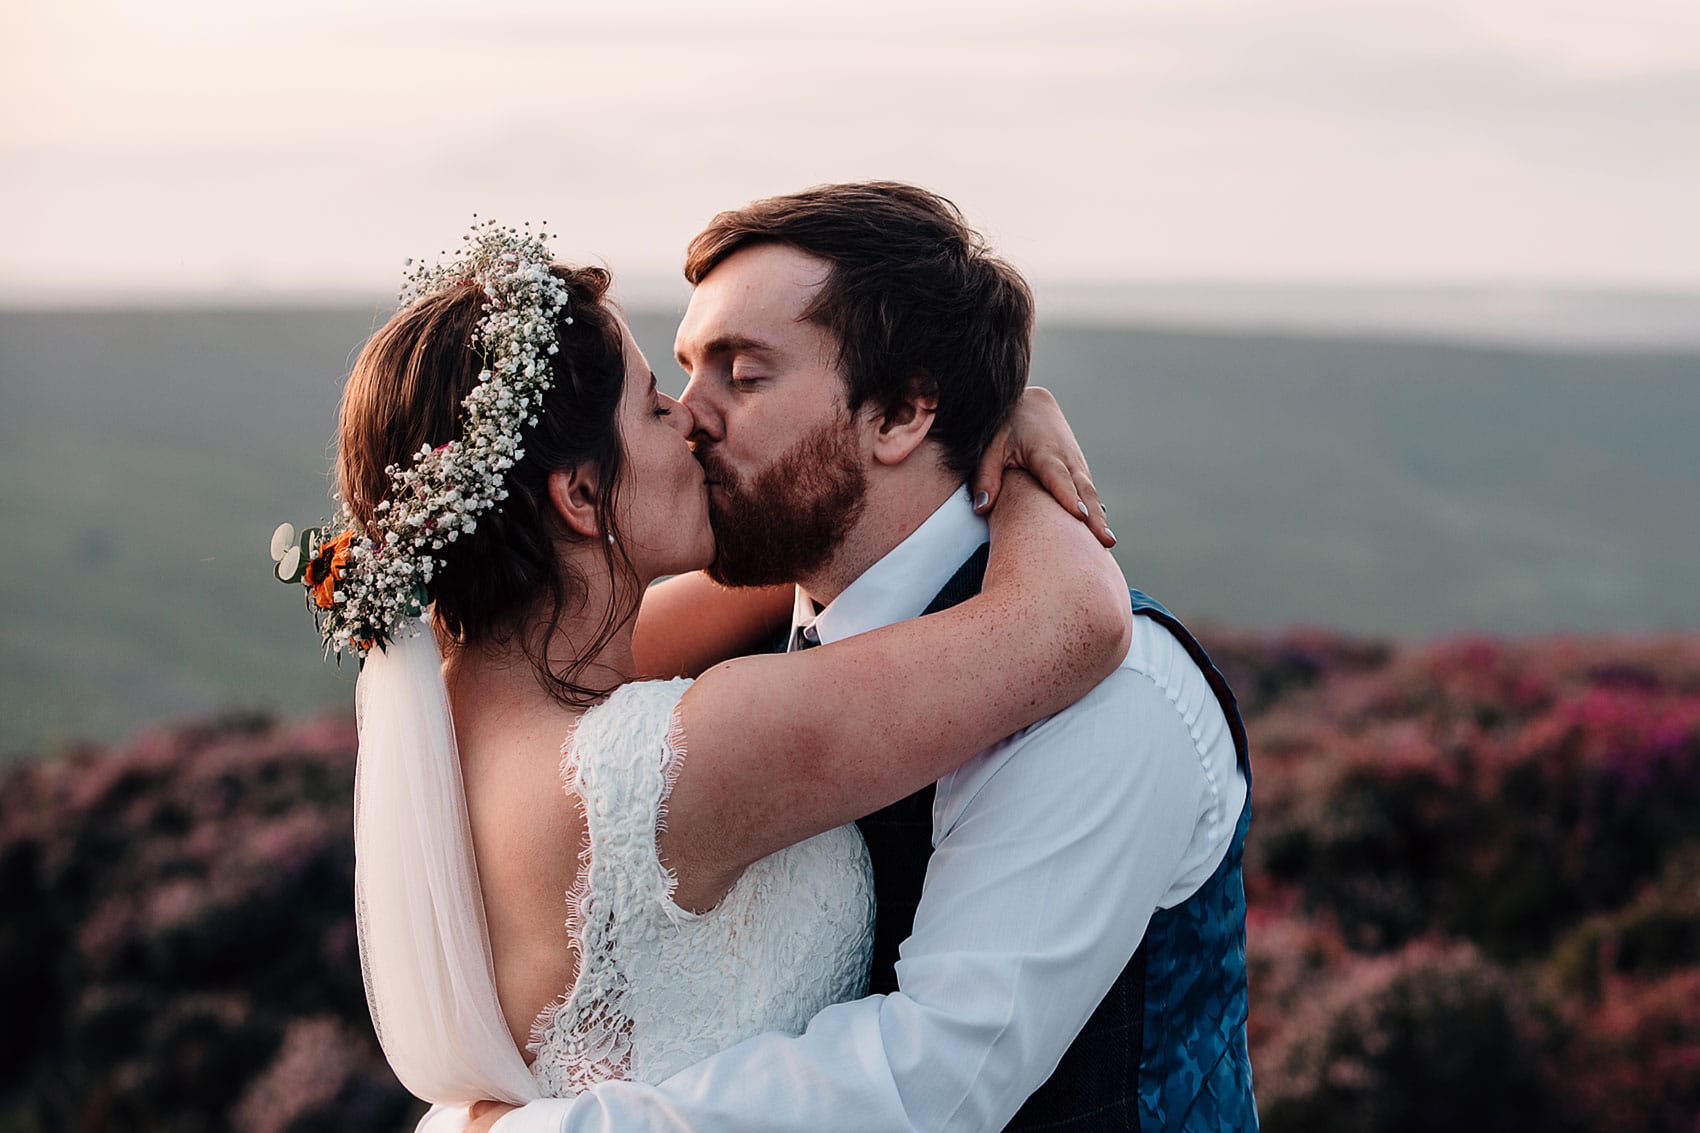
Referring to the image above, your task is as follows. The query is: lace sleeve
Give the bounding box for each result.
[526,677,692,1095]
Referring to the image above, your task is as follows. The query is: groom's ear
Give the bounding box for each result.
[547,463,603,539]
[870,378,938,467]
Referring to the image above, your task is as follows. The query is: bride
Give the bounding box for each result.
[276,223,1129,1120]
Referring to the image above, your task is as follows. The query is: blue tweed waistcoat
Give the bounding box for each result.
[854,547,1259,1131]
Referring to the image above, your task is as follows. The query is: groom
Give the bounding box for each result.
[479,182,1257,1131]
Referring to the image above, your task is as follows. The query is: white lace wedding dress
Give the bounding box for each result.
[525,678,876,1096]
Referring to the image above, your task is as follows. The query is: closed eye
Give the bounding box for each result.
[648,369,672,416]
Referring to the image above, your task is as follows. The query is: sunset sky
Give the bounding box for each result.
[4,0,1697,304]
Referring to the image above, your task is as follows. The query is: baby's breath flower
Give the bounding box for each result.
[280,219,571,658]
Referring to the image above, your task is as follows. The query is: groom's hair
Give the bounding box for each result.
[684,181,1033,474]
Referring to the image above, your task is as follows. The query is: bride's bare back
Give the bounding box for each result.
[451,684,588,1056]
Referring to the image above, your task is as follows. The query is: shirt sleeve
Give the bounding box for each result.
[493,661,1221,1133]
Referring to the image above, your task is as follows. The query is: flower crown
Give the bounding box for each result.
[271,219,572,657]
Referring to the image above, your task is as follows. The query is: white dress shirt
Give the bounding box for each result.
[481,485,1248,1133]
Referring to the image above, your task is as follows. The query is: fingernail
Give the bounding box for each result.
[1077,500,1090,518]
[973,490,990,512]
[1105,527,1117,544]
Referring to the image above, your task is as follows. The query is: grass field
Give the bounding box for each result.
[2,306,1695,752]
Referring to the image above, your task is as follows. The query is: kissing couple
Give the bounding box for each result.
[285,182,1256,1131]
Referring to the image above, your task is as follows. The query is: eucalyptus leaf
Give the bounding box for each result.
[269,522,296,561]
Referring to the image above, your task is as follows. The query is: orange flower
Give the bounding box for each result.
[304,531,354,610]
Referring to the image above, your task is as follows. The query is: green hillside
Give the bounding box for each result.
[1,307,1695,752]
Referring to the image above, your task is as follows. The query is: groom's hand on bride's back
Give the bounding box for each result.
[463,1100,516,1132]
[971,386,1115,547]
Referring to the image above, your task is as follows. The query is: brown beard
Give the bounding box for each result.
[696,416,867,588]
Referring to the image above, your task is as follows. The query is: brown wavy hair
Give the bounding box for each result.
[684,181,1034,474]
[335,264,632,705]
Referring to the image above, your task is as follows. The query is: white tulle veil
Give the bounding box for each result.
[353,617,541,1105]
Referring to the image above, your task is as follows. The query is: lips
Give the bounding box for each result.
[695,450,737,498]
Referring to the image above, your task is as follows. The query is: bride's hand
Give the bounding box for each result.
[971,386,1114,547]
[465,1100,518,1132]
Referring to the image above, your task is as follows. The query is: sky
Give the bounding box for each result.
[3,0,1698,305]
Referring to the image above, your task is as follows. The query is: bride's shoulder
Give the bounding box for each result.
[602,676,695,712]
[565,677,693,772]
[580,676,693,729]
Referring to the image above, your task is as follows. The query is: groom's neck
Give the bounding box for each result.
[797,465,962,608]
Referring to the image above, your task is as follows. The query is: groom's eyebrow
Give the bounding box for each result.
[677,334,777,366]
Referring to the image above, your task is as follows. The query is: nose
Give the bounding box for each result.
[679,373,723,443]
[661,392,696,436]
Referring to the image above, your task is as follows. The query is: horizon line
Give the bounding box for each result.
[6,287,1700,354]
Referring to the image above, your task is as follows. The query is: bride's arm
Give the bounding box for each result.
[630,387,1110,678]
[664,472,1132,908]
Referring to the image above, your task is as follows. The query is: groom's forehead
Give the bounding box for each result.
[674,331,781,368]
[675,245,829,353]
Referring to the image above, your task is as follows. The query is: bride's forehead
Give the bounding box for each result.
[620,358,657,407]
[608,315,650,376]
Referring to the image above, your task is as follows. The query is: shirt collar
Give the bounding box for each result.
[790,485,989,649]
